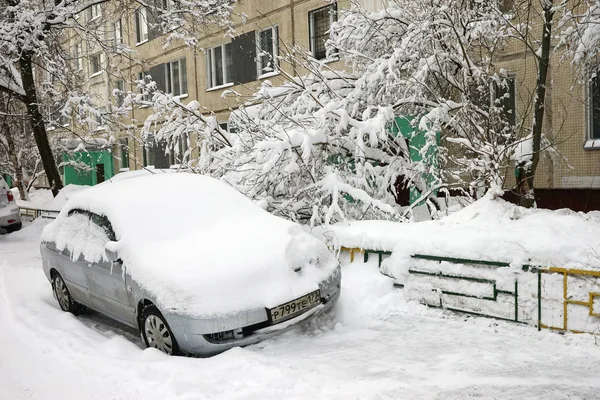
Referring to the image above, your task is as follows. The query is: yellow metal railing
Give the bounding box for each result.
[539,267,600,334]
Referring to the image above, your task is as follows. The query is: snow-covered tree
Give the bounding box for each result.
[133,0,521,223]
[0,93,40,200]
[0,0,236,195]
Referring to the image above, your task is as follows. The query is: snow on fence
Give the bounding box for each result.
[340,247,600,335]
[18,206,59,220]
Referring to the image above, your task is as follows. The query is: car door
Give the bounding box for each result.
[85,213,136,326]
[52,210,93,305]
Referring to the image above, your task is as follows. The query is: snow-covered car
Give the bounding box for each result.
[40,173,341,356]
[0,177,22,233]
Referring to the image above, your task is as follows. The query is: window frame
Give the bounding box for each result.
[73,43,83,72]
[114,19,123,45]
[586,70,600,149]
[135,7,149,45]
[89,53,103,76]
[138,72,152,103]
[308,4,337,61]
[206,43,233,90]
[256,26,279,79]
[118,137,129,170]
[165,59,188,97]
[87,4,101,21]
[115,79,125,106]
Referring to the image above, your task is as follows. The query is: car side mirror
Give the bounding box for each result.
[105,242,121,262]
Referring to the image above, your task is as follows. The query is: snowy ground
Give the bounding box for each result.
[1,220,600,400]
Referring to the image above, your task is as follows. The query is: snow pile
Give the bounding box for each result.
[325,194,600,332]
[326,194,600,272]
[41,173,338,317]
[16,185,88,211]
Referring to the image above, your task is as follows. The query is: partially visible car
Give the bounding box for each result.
[40,173,341,356]
[0,177,22,233]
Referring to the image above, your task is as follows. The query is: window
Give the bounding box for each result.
[257,26,279,77]
[87,4,100,21]
[165,59,188,96]
[118,138,129,169]
[138,72,152,102]
[90,53,102,75]
[89,213,116,242]
[169,134,188,166]
[493,76,516,126]
[589,72,600,141]
[94,108,106,129]
[114,19,123,45]
[115,80,125,106]
[135,7,149,44]
[309,4,337,60]
[73,43,83,71]
[206,43,233,89]
[143,140,170,168]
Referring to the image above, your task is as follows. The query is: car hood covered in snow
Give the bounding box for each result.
[42,173,338,317]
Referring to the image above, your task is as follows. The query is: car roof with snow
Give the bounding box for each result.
[55,173,264,240]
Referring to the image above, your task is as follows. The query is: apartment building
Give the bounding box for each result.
[58,0,600,211]
[496,7,600,210]
[57,0,361,185]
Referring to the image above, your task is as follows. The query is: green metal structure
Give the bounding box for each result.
[390,117,440,205]
[63,150,114,186]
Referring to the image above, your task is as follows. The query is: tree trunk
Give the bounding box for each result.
[516,3,554,208]
[18,51,63,197]
[3,124,27,200]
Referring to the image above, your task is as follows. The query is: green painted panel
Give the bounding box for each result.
[390,117,439,205]
[63,150,114,186]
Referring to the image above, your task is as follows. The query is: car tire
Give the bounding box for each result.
[140,305,181,356]
[52,273,86,315]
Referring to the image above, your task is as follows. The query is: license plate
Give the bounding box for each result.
[269,290,321,323]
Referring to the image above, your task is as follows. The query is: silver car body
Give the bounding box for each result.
[40,176,341,356]
[0,178,22,232]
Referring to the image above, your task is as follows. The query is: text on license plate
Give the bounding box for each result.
[269,290,321,323]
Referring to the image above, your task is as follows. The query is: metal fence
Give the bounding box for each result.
[340,247,600,335]
[19,207,59,220]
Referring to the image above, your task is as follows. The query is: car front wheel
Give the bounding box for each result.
[52,273,86,315]
[140,305,181,356]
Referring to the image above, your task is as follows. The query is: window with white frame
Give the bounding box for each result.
[73,43,83,71]
[89,53,102,75]
[118,137,129,169]
[87,4,100,21]
[138,72,152,102]
[165,59,188,96]
[135,7,149,44]
[206,43,233,89]
[589,71,600,141]
[114,19,123,45]
[115,80,125,106]
[257,26,279,77]
[308,4,337,60]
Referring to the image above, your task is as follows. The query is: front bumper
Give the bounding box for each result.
[166,265,342,356]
